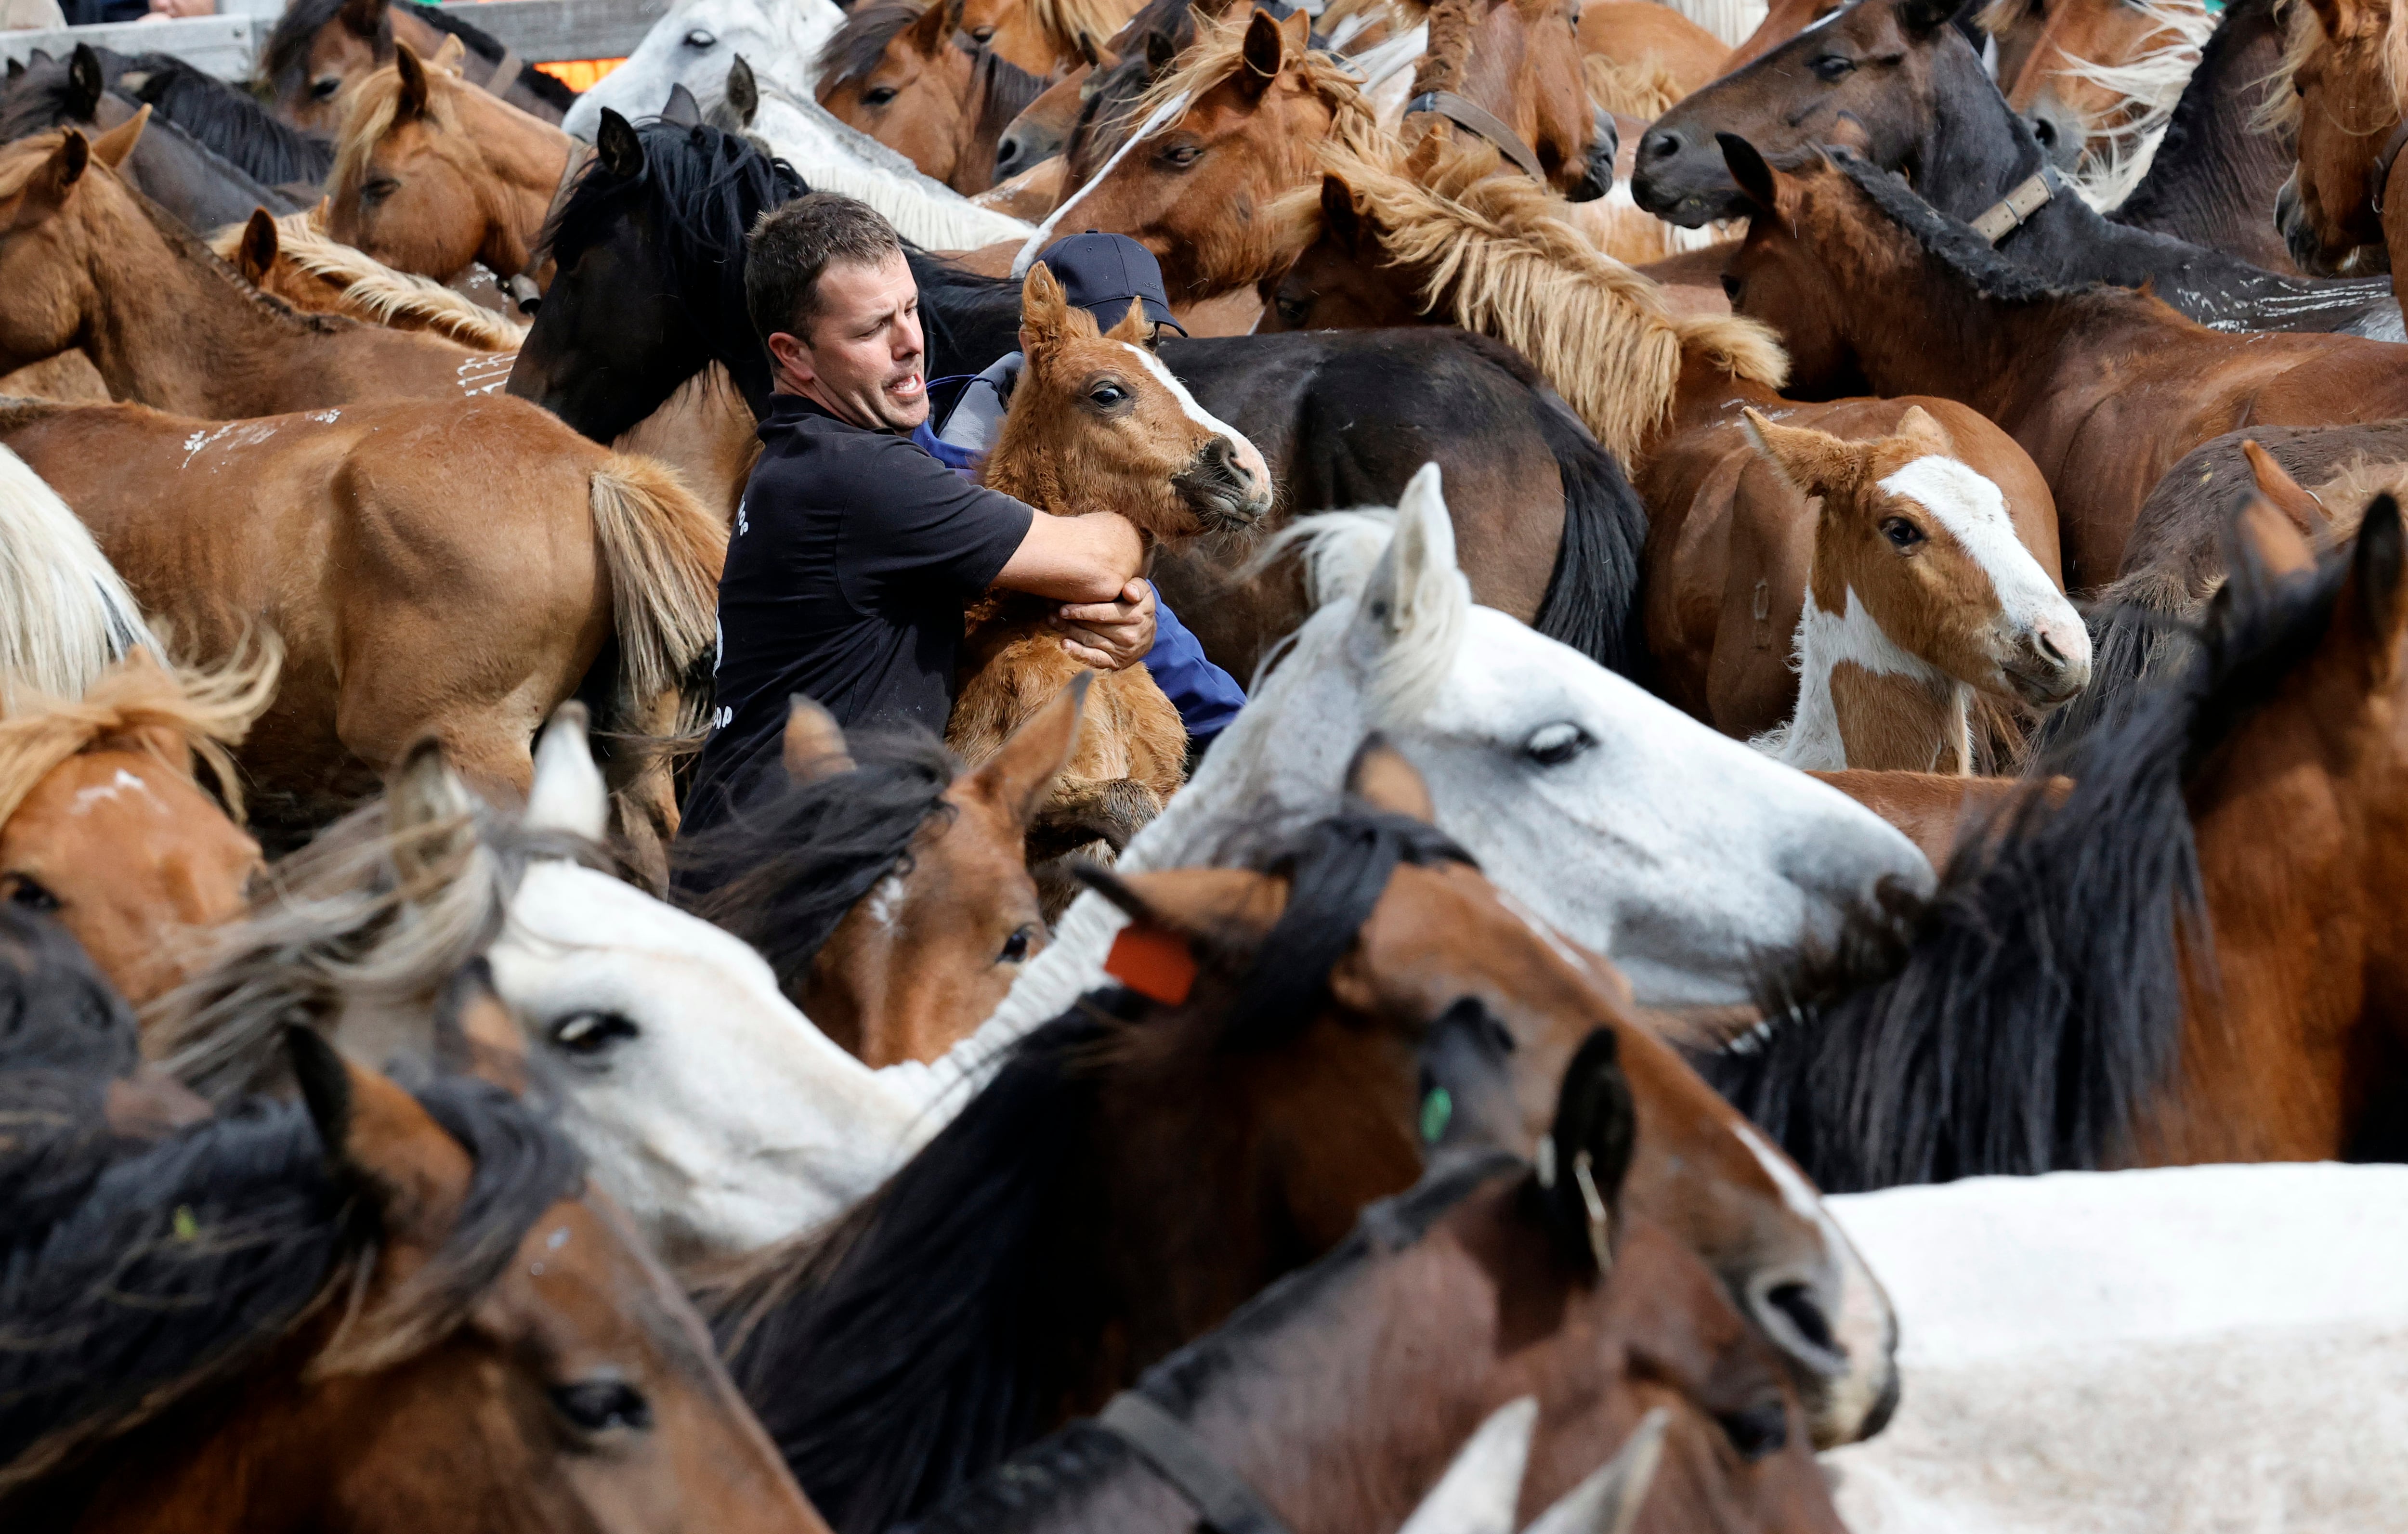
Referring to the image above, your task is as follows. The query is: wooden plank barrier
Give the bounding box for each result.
[0,0,664,80]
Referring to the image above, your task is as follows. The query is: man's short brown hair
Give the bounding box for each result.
[745,193,906,346]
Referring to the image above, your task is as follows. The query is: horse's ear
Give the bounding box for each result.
[16,130,91,221]
[1892,403,1952,457]
[1102,296,1149,343]
[2348,493,2408,686]
[1145,25,1180,77]
[87,103,146,171]
[1397,1399,1539,1534]
[1345,733,1435,822]
[911,0,956,52]
[1896,0,1974,37]
[1739,406,1855,501]
[237,207,280,284]
[429,32,468,76]
[782,696,855,783]
[723,55,759,128]
[287,1025,473,1263]
[393,41,433,119]
[67,42,103,120]
[1081,862,1290,996]
[1238,7,1292,93]
[960,672,1087,832]
[1537,1027,1637,1277]
[596,108,645,180]
[386,738,480,893]
[5,59,22,85]
[525,702,609,840]
[1021,259,1074,348]
[2240,439,2331,542]
[1716,131,1782,217]
[1319,173,1363,255]
[662,82,704,127]
[1075,30,1101,67]
[1357,461,1464,650]
[432,957,530,1097]
[339,0,385,39]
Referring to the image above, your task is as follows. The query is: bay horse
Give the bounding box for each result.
[0,649,271,1006]
[1256,133,2073,744]
[676,686,1087,1069]
[324,42,578,284]
[891,1052,1844,1534]
[959,262,1273,862]
[1717,140,2408,589]
[703,754,1884,1534]
[815,0,1058,193]
[0,125,518,415]
[2270,0,2408,299]
[1401,0,1618,202]
[1714,481,2408,1182]
[0,1028,827,1534]
[0,393,720,848]
[259,0,579,132]
[1634,0,2406,338]
[507,114,1655,681]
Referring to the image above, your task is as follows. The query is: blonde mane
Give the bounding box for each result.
[1275,135,1787,461]
[1127,6,1389,160]
[2262,0,2408,133]
[1023,0,1146,60]
[209,210,528,351]
[0,644,278,831]
[0,443,161,715]
[329,52,463,199]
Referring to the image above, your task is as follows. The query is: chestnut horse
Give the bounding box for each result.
[1987,0,2211,182]
[1714,484,2408,1182]
[704,754,1887,1533]
[209,206,528,350]
[1717,140,2408,588]
[906,1051,1845,1534]
[816,0,1058,194]
[258,0,578,131]
[0,650,270,1007]
[0,125,517,415]
[2271,0,2408,298]
[960,0,1147,74]
[0,1029,825,1533]
[959,262,1273,858]
[0,394,720,849]
[675,686,1086,1069]
[324,42,578,284]
[1403,0,1619,201]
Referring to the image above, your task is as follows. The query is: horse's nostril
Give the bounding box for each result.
[1641,129,1680,161]
[2036,630,2068,667]
[2031,117,2056,147]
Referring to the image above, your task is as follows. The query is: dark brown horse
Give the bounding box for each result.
[815,0,1058,194]
[258,0,578,131]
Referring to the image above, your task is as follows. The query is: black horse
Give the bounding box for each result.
[1633,0,2402,338]
[506,113,1653,681]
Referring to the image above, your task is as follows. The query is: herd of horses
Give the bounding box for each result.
[3,0,2407,1523]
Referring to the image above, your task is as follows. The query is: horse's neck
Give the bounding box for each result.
[2108,0,2291,253]
[1766,585,1969,772]
[1918,39,2052,214]
[1837,265,2095,425]
[458,95,574,275]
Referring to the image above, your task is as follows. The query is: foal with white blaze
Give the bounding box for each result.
[1741,407,2092,772]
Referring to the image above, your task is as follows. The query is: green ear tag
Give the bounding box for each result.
[1420,1087,1454,1145]
[172,1205,199,1241]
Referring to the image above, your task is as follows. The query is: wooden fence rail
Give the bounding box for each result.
[0,0,666,80]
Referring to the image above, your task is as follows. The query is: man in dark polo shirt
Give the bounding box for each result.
[683,193,1157,835]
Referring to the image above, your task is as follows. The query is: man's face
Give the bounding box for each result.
[769,251,927,430]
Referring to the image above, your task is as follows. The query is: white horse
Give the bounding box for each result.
[0,442,161,713]
[1823,1162,2408,1534]
[567,0,1034,252]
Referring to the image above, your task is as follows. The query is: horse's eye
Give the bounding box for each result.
[1524,722,1594,766]
[550,1010,641,1055]
[863,86,898,107]
[1087,382,1131,408]
[550,1378,654,1435]
[1880,516,1926,550]
[311,76,343,101]
[684,27,717,47]
[1158,143,1203,169]
[1274,294,1309,327]
[362,176,400,203]
[1812,54,1854,81]
[1716,1399,1789,1462]
[3,876,60,913]
[1720,273,1742,300]
[998,925,1037,963]
[971,24,995,40]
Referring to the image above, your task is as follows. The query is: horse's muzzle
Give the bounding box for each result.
[995,119,1066,185]
[1569,108,1618,204]
[1174,435,1274,532]
[1629,121,1751,226]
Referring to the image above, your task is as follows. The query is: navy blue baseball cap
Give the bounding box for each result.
[1038,231,1187,337]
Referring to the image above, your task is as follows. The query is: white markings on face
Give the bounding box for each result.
[1877,455,2079,638]
[70,767,154,816]
[1121,342,1269,493]
[864,872,906,932]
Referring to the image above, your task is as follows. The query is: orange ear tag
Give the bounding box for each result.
[1103,923,1198,1005]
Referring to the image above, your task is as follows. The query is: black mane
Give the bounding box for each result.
[673,729,959,993]
[0,1072,583,1495]
[118,52,335,184]
[0,909,147,1256]
[399,1,579,109]
[1710,521,2360,1189]
[971,48,1052,147]
[708,807,1470,1534]
[1827,149,2088,305]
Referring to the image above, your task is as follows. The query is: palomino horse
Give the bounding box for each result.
[959,262,1273,859]
[0,394,719,847]
[1736,408,2088,771]
[1716,486,2408,1181]
[814,0,1058,193]
[1256,133,2074,744]
[704,752,1875,1534]
[209,206,529,349]
[259,0,579,131]
[508,115,1653,681]
[877,1051,1845,1534]
[1635,0,2404,339]
[1717,141,2408,588]
[324,42,577,284]
[0,650,270,1006]
[2271,0,2408,295]
[0,1029,825,1532]
[676,687,1085,1069]
[0,126,518,414]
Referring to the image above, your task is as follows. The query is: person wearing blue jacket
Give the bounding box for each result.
[911,233,1246,750]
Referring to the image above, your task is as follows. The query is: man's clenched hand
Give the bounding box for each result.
[1052,579,1157,670]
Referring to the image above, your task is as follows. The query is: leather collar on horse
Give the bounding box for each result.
[1406,90,1549,185]
[1967,163,2063,246]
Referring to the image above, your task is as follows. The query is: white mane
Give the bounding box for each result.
[749,88,1037,252]
[0,444,163,713]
